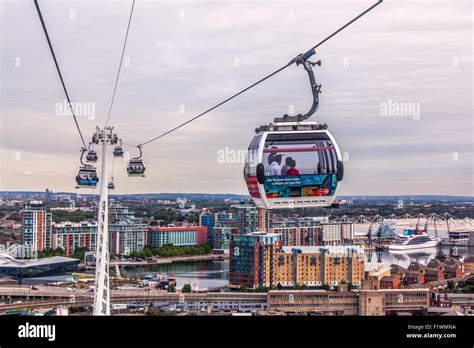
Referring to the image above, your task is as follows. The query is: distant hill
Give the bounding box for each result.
[0,191,249,201]
[111,193,250,201]
[0,192,472,203]
[339,195,474,202]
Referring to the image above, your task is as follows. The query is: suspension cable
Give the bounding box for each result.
[133,0,383,148]
[34,0,88,149]
[104,0,136,127]
[111,155,115,180]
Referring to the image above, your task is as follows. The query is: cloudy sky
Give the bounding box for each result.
[0,0,472,196]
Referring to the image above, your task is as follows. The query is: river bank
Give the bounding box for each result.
[109,253,227,266]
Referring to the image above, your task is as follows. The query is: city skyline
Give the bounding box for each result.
[1,0,472,195]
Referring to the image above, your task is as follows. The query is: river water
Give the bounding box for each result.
[120,260,229,290]
[120,246,473,289]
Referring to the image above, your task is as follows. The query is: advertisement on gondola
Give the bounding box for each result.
[264,174,337,198]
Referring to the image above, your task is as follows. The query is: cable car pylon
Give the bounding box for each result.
[92,126,117,316]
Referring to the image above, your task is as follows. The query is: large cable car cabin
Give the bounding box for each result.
[244,49,344,209]
[76,166,99,188]
[244,122,343,209]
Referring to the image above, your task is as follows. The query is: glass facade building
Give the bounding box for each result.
[211,226,237,250]
[236,202,258,235]
[199,212,237,246]
[229,232,282,289]
[52,222,98,256]
[0,254,79,280]
[51,203,146,256]
[22,201,52,253]
[108,203,147,255]
[272,218,354,246]
[147,226,208,248]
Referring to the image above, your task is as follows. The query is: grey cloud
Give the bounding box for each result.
[1,0,472,195]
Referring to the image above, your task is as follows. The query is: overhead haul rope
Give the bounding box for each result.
[128,0,383,148]
[34,0,88,149]
[104,0,136,127]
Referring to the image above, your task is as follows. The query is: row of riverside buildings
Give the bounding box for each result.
[197,202,362,290]
[20,201,208,258]
[199,203,355,250]
[21,200,362,291]
[228,232,364,290]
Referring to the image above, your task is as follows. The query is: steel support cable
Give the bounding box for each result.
[129,0,383,148]
[104,0,136,127]
[34,0,88,149]
[111,155,115,180]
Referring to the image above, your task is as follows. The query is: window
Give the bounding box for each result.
[263,133,337,177]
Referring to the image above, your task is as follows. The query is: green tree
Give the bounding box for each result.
[168,284,176,293]
[182,284,192,293]
[294,283,308,290]
[70,247,86,260]
[144,248,153,258]
[239,285,248,292]
[50,210,94,223]
[8,213,21,222]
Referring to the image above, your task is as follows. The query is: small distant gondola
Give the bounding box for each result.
[107,179,115,190]
[127,146,145,177]
[86,150,98,163]
[113,140,124,157]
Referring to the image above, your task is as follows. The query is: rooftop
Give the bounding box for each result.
[281,245,364,255]
[248,231,282,238]
[0,254,79,268]
[365,262,386,273]
[408,261,428,271]
[463,255,474,263]
[390,264,409,274]
[368,265,391,277]
[380,275,399,282]
[53,221,97,227]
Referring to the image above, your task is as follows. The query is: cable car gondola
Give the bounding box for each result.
[113,140,124,157]
[107,179,115,190]
[76,165,99,188]
[244,122,343,209]
[128,159,145,177]
[244,50,343,209]
[76,148,99,188]
[86,143,98,163]
[127,146,145,177]
[86,150,98,163]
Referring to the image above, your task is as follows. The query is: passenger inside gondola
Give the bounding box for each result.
[263,139,339,177]
[286,159,300,175]
[266,154,282,176]
[317,162,323,174]
[281,157,293,175]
